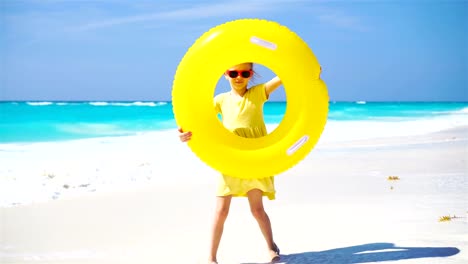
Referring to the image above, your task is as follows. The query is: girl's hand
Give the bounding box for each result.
[178,127,192,142]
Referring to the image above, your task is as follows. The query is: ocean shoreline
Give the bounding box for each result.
[1,101,467,144]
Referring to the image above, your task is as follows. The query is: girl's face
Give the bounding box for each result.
[224,63,253,91]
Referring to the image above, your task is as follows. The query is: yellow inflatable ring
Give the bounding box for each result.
[172,19,328,179]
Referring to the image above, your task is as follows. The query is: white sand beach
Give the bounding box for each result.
[1,124,467,263]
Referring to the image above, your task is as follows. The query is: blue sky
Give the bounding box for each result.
[1,0,467,102]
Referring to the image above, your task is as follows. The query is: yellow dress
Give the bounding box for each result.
[213,84,276,200]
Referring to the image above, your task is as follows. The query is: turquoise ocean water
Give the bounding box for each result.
[1,101,467,143]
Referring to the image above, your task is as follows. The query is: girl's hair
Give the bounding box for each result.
[249,63,260,86]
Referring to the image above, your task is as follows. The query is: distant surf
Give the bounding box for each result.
[1,101,467,143]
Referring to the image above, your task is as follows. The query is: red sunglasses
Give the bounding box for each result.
[226,70,253,78]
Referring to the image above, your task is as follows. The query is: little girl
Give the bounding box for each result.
[178,62,282,263]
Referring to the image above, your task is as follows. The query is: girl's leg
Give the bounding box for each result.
[208,195,232,263]
[247,189,280,261]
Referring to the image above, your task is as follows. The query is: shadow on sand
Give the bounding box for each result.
[242,242,460,264]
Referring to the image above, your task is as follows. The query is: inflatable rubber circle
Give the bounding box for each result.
[172,19,328,179]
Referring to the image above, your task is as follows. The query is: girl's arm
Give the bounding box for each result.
[265,66,322,97]
[265,76,282,97]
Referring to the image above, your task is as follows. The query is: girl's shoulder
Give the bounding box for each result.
[214,91,230,103]
[214,91,230,98]
[247,83,267,98]
[248,83,266,92]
